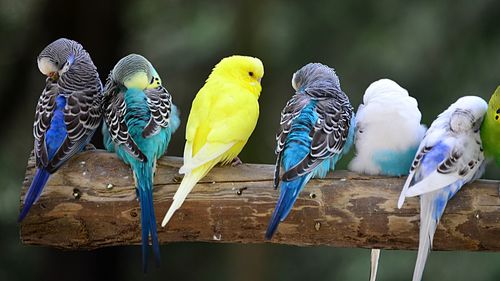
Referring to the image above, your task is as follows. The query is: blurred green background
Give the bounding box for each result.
[1,0,500,280]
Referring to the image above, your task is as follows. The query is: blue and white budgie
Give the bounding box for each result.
[19,38,102,222]
[266,63,355,239]
[102,54,180,271]
[348,79,426,281]
[398,96,487,281]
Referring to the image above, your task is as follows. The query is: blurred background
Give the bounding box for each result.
[1,0,500,280]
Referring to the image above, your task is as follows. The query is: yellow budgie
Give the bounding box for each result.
[161,55,264,227]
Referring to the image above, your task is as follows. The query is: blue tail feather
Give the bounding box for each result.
[18,168,51,222]
[265,175,309,240]
[135,162,160,272]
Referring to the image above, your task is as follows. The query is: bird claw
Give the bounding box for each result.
[83,144,96,151]
[231,157,243,167]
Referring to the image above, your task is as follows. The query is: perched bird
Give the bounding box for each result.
[347,79,426,281]
[398,96,487,281]
[19,38,102,222]
[161,55,264,227]
[266,63,355,240]
[349,78,426,176]
[102,54,180,271]
[480,86,500,166]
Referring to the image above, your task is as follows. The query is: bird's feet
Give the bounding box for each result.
[83,144,96,151]
[231,157,243,167]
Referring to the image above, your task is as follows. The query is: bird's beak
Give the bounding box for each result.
[48,71,59,81]
[258,77,262,83]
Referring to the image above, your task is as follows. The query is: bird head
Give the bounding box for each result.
[37,38,78,81]
[363,78,411,104]
[146,65,162,89]
[111,54,154,90]
[291,63,341,97]
[486,86,500,125]
[449,96,488,133]
[211,55,264,97]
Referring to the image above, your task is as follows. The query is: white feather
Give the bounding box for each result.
[370,249,380,281]
[412,193,438,281]
[348,78,426,175]
[405,172,461,197]
[397,169,416,208]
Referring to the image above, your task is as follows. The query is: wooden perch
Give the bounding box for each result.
[19,150,500,251]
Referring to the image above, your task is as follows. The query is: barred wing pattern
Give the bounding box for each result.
[274,94,310,188]
[142,86,172,138]
[34,79,102,173]
[102,80,147,162]
[33,79,58,168]
[281,93,353,182]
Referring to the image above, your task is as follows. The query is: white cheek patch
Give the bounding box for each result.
[38,57,57,76]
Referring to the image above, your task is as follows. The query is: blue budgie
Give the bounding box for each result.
[348,79,426,281]
[102,54,180,271]
[398,96,487,281]
[266,63,356,239]
[19,38,102,222]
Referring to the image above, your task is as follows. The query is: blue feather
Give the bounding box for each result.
[19,95,67,222]
[134,162,160,272]
[45,95,67,159]
[18,168,50,222]
[372,145,419,177]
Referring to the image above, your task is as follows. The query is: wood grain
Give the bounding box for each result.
[19,150,500,251]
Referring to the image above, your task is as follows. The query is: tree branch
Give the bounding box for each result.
[19,150,500,251]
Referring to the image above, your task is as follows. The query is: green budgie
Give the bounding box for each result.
[481,86,500,166]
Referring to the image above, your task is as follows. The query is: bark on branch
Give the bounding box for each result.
[19,150,500,251]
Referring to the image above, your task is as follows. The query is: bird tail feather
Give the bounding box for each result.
[370,249,381,281]
[265,175,309,239]
[412,195,437,281]
[135,162,160,272]
[18,168,51,222]
[162,170,205,227]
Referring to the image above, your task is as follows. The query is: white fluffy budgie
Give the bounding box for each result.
[398,96,487,281]
[348,79,426,281]
[349,78,427,176]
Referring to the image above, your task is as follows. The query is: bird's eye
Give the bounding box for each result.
[150,77,155,84]
[249,71,254,77]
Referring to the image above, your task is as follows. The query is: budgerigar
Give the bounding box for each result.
[349,78,426,176]
[398,96,487,281]
[161,55,264,228]
[266,63,355,239]
[347,79,426,281]
[480,86,500,166]
[102,54,180,271]
[19,38,102,222]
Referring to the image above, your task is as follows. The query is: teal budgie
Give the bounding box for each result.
[102,54,180,271]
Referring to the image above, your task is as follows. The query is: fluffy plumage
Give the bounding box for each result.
[398,96,487,281]
[349,78,426,176]
[102,54,180,271]
[161,55,264,227]
[266,63,355,239]
[480,86,500,166]
[20,38,102,222]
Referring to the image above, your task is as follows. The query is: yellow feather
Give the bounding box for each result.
[162,55,264,227]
